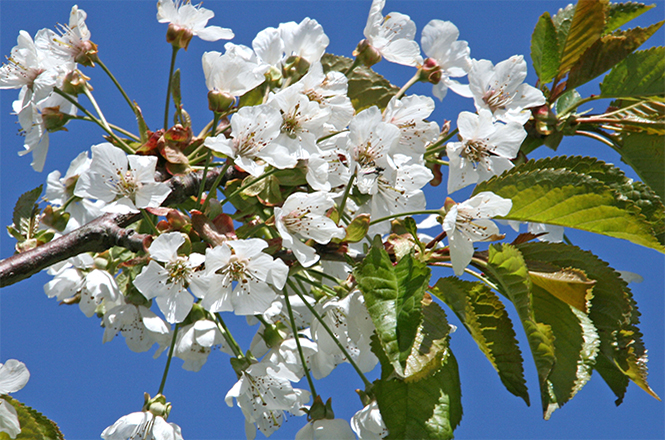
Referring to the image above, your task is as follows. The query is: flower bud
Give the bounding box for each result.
[143,393,172,419]
[283,55,310,78]
[419,58,442,84]
[166,23,193,50]
[352,39,382,68]
[61,70,91,96]
[207,90,235,113]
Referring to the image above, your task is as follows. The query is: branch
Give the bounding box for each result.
[0,166,233,287]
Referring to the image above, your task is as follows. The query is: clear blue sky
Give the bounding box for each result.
[1,1,663,439]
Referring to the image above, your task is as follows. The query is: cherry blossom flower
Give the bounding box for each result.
[157,0,234,50]
[443,192,513,275]
[204,104,291,177]
[383,95,440,160]
[253,18,329,71]
[446,110,526,193]
[274,191,345,267]
[362,0,422,66]
[420,20,472,100]
[297,63,354,133]
[465,55,546,124]
[102,300,172,356]
[133,232,208,324]
[74,143,172,214]
[296,418,356,440]
[174,319,233,371]
[225,359,310,440]
[44,254,121,317]
[309,290,378,379]
[351,400,388,440]
[202,45,268,104]
[199,238,288,316]
[0,360,30,439]
[101,411,183,440]
[39,5,97,66]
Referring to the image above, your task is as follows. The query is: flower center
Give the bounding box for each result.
[461,139,490,166]
[281,103,302,139]
[226,254,250,284]
[166,256,192,286]
[111,169,140,201]
[482,88,512,113]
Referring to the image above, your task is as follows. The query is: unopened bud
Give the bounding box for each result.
[61,70,91,96]
[166,23,193,50]
[420,58,442,84]
[207,90,235,113]
[352,39,382,68]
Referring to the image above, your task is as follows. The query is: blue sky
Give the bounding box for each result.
[0,1,663,439]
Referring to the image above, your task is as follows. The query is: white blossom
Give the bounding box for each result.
[420,20,472,100]
[363,0,422,66]
[465,55,546,124]
[101,411,183,440]
[351,400,388,440]
[296,419,356,440]
[383,95,440,161]
[133,232,207,324]
[0,360,30,439]
[253,18,329,69]
[102,301,171,356]
[204,104,291,177]
[446,110,526,193]
[157,0,234,47]
[274,191,345,267]
[174,319,233,371]
[202,46,267,98]
[200,238,288,316]
[443,192,512,275]
[74,143,171,214]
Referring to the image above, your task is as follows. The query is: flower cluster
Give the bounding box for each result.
[0,0,551,438]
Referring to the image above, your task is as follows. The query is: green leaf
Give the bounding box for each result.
[354,237,430,375]
[566,22,664,90]
[474,156,665,252]
[556,0,606,80]
[531,284,601,419]
[375,351,462,440]
[604,2,655,34]
[616,131,665,200]
[600,47,665,97]
[552,3,576,55]
[484,244,557,413]
[321,53,399,111]
[604,99,665,135]
[555,88,582,115]
[404,295,453,382]
[529,268,595,313]
[0,396,64,440]
[516,241,659,403]
[133,102,149,144]
[431,277,529,405]
[531,12,561,84]
[344,214,370,243]
[12,185,43,239]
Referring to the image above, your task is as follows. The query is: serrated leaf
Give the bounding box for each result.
[566,22,664,90]
[517,241,657,403]
[12,185,43,240]
[484,244,557,412]
[354,237,430,375]
[600,47,665,98]
[474,157,665,252]
[604,99,665,135]
[404,294,453,382]
[552,3,576,54]
[0,396,64,440]
[557,0,606,79]
[344,214,370,243]
[604,2,655,34]
[321,53,399,111]
[616,131,665,200]
[531,12,561,84]
[531,284,601,419]
[529,268,595,313]
[431,277,529,405]
[375,351,462,440]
